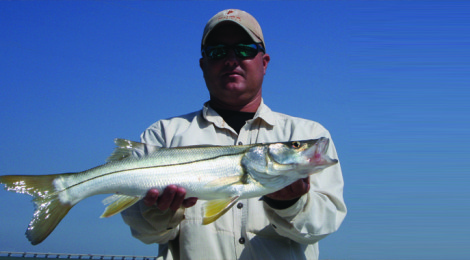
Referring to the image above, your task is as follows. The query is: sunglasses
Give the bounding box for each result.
[202,43,265,60]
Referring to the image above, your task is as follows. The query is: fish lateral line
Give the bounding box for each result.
[59,151,248,192]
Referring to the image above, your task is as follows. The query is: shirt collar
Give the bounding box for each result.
[253,99,276,126]
[202,99,276,128]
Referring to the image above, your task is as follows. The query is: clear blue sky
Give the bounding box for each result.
[1,1,468,259]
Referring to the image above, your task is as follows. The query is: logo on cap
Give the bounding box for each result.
[219,9,241,22]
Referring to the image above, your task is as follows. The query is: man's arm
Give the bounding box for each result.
[121,186,198,245]
[262,177,310,209]
[262,141,347,245]
[120,124,199,244]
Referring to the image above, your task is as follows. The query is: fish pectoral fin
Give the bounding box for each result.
[205,175,246,188]
[202,196,240,225]
[100,194,141,218]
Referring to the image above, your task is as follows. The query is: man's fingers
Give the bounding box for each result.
[143,189,159,207]
[182,197,198,208]
[157,185,177,211]
[291,177,310,195]
[303,177,310,191]
[144,186,199,211]
[169,187,187,211]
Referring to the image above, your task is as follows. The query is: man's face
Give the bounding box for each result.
[200,23,270,110]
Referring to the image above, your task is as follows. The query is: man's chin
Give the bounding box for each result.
[221,83,246,92]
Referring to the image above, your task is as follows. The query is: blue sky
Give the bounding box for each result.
[0,1,468,259]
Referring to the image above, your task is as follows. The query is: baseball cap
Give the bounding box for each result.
[201,9,265,50]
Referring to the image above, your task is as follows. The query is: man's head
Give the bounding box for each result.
[199,9,270,112]
[201,9,266,50]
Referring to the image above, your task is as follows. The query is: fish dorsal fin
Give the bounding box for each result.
[100,194,142,218]
[106,138,161,162]
[202,196,240,225]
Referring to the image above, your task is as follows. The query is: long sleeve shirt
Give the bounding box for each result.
[121,100,347,260]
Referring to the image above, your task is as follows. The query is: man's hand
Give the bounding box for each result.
[143,185,198,211]
[265,177,310,201]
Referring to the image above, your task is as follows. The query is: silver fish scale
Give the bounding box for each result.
[129,144,252,167]
[54,144,253,198]
[56,152,252,205]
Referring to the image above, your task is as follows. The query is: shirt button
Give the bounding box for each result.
[239,237,245,244]
[237,202,243,209]
[238,141,243,145]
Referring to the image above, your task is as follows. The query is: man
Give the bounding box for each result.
[121,9,346,260]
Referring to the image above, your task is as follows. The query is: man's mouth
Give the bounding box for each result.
[222,70,243,77]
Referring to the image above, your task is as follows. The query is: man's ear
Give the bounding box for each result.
[262,54,270,75]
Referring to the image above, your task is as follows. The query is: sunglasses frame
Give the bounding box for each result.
[201,43,265,60]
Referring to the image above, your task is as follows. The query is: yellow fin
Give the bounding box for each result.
[0,174,73,245]
[100,194,141,218]
[203,196,239,225]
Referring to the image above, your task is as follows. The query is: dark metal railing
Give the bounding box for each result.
[0,252,157,260]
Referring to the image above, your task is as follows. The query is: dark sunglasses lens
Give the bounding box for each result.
[235,44,259,58]
[206,46,227,59]
[204,44,261,60]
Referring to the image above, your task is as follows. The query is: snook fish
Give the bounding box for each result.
[0,137,338,245]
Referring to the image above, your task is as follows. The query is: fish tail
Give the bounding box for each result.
[0,174,73,245]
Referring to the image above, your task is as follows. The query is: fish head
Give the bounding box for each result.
[267,137,338,177]
[243,138,338,189]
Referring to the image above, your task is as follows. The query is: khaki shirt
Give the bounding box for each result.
[121,101,346,260]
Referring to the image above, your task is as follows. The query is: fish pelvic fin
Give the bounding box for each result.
[0,174,73,245]
[100,194,142,218]
[202,196,239,225]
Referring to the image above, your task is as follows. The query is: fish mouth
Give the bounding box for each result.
[305,137,331,164]
[318,137,330,154]
[316,138,339,164]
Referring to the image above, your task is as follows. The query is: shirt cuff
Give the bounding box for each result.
[265,195,307,221]
[261,196,299,209]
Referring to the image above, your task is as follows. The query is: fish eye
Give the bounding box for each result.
[291,141,301,148]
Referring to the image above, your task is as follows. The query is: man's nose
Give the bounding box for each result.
[224,49,239,65]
